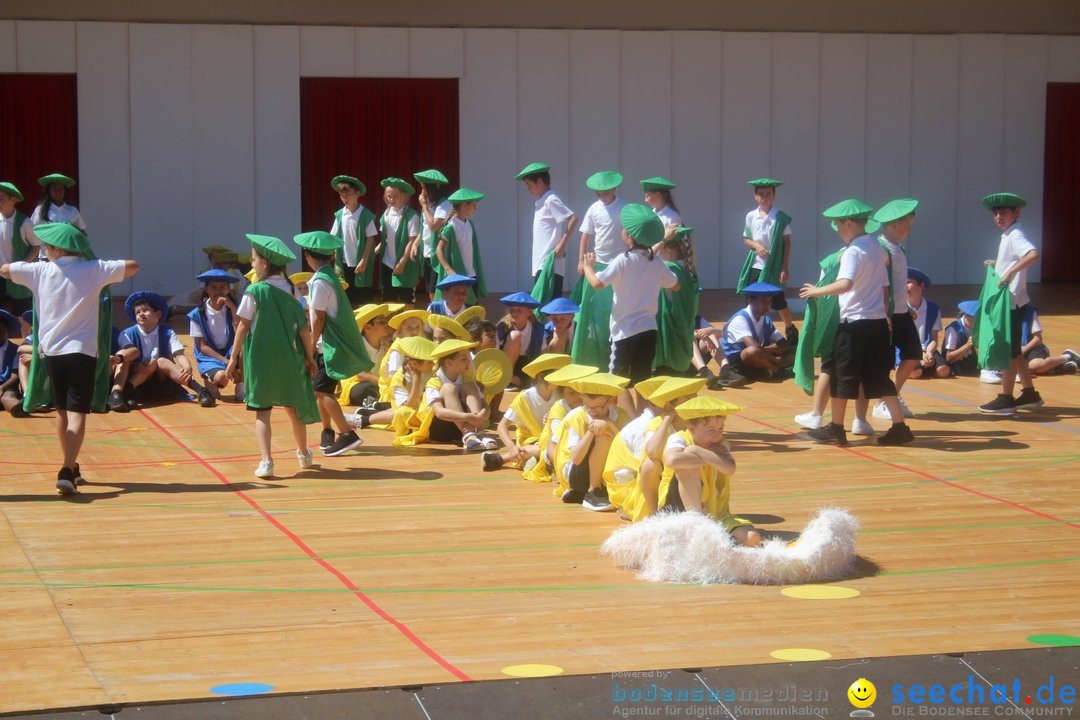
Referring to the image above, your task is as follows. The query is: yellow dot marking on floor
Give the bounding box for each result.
[770,648,832,662]
[501,663,564,678]
[781,585,860,600]
[161,462,177,467]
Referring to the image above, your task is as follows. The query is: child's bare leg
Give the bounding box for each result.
[440,384,475,435]
[617,389,637,417]
[880,395,904,425]
[316,393,349,433]
[366,408,396,425]
[731,524,761,547]
[255,409,273,462]
[854,387,869,424]
[283,406,308,454]
[503,332,523,370]
[1028,355,1066,376]
[811,372,831,416]
[111,360,131,391]
[674,470,703,513]
[894,358,918,394]
[56,409,87,469]
[1,389,20,411]
[830,397,849,428]
[587,435,614,491]
[128,359,158,389]
[638,458,661,515]
[461,381,485,414]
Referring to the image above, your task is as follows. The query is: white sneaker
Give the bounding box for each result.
[980,369,1003,384]
[794,412,824,429]
[297,450,313,470]
[343,412,364,428]
[481,436,499,450]
[897,395,913,418]
[522,456,539,472]
[871,401,892,420]
[851,418,875,436]
[254,460,274,478]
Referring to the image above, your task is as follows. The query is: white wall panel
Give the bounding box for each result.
[671,31,722,290]
[192,25,255,283]
[1003,35,1048,283]
[0,21,16,71]
[865,34,912,206]
[770,33,821,285]
[910,36,959,283]
[355,27,408,77]
[460,29,518,293]
[76,22,132,292]
[719,33,771,290]
[253,26,301,241]
[620,32,672,196]
[817,34,867,216]
[16,20,75,72]
[567,30,620,290]
[1049,36,1080,82]
[516,30,570,290]
[129,24,193,295]
[409,28,463,78]
[299,26,353,77]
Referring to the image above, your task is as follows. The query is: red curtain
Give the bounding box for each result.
[300,77,459,235]
[0,74,79,211]
[1042,82,1080,282]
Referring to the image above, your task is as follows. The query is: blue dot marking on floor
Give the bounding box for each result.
[210,682,275,696]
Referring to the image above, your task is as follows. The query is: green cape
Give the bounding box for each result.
[569,261,613,369]
[653,261,699,372]
[380,207,421,288]
[793,247,845,395]
[333,206,378,287]
[737,210,791,291]
[433,219,487,304]
[973,266,1012,372]
[312,264,373,380]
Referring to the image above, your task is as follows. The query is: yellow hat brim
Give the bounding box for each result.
[354,303,390,327]
[473,348,513,396]
[675,397,743,420]
[650,377,707,406]
[633,375,673,400]
[397,336,437,361]
[522,353,572,379]
[428,314,472,341]
[569,372,631,397]
[389,309,429,329]
[289,272,313,285]
[456,305,487,325]
[430,338,478,360]
[545,364,600,387]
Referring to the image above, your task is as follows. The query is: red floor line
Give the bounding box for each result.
[741,415,1080,530]
[136,409,474,682]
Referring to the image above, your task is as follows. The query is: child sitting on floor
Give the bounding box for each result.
[943,300,981,378]
[1018,305,1078,376]
[482,353,570,472]
[553,372,631,509]
[904,267,948,379]
[187,268,243,405]
[540,297,578,355]
[0,310,26,417]
[521,362,596,484]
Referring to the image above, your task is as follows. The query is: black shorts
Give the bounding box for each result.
[831,319,897,400]
[45,353,97,413]
[566,439,595,494]
[1024,343,1050,362]
[892,312,922,362]
[1010,305,1026,359]
[949,352,980,377]
[611,329,657,384]
[312,354,339,395]
[747,268,788,311]
[380,263,414,304]
[820,353,835,376]
[348,381,379,405]
[429,415,463,443]
[341,265,375,307]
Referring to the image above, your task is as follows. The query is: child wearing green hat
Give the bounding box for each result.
[378,177,422,304]
[30,175,87,258]
[329,175,379,306]
[799,200,913,446]
[640,177,682,246]
[1,223,138,494]
[571,171,625,369]
[737,178,796,343]
[654,225,701,375]
[0,182,40,315]
[226,234,320,478]
[977,193,1043,413]
[415,169,452,296]
[435,188,487,303]
[517,163,577,304]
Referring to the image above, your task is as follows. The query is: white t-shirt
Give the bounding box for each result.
[531,190,574,276]
[580,197,626,264]
[120,325,185,360]
[596,251,679,341]
[189,300,231,349]
[308,275,340,353]
[29,204,86,232]
[995,222,1037,308]
[617,407,657,456]
[331,204,378,268]
[363,335,385,370]
[422,200,452,259]
[909,298,942,347]
[8,257,126,356]
[392,370,431,407]
[744,206,792,271]
[425,367,462,407]
[723,307,784,348]
[837,234,889,321]
[943,318,974,351]
[665,431,690,452]
[0,211,40,265]
[237,275,296,322]
[447,217,476,277]
[382,206,421,269]
[503,386,558,429]
[878,236,909,313]
[653,205,681,229]
[385,348,403,377]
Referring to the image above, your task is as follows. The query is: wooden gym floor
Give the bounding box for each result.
[1,284,1077,716]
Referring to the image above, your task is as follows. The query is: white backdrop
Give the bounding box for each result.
[2,20,1078,298]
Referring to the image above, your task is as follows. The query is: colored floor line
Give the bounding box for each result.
[743,416,1080,531]
[902,384,1080,436]
[135,409,473,683]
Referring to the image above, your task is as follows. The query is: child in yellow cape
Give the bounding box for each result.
[482,353,571,472]
[622,396,760,547]
[553,372,631,508]
[604,376,704,516]
[521,362,596,484]
[355,335,436,434]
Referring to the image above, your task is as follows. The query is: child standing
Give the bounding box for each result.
[434,189,487,304]
[1,223,137,494]
[30,174,88,252]
[226,234,320,478]
[571,171,624,368]
[517,163,576,304]
[654,226,701,375]
[378,177,422,304]
[0,182,40,315]
[415,169,452,297]
[978,193,1043,413]
[737,178,796,342]
[187,269,243,405]
[640,177,682,248]
[329,175,379,306]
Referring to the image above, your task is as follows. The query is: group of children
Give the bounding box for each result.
[0,167,1069,550]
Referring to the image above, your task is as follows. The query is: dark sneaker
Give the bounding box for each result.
[1063,348,1079,364]
[979,393,1017,414]
[561,488,585,504]
[1014,387,1044,410]
[877,422,914,446]
[56,467,77,496]
[125,397,139,411]
[373,401,391,412]
[807,422,848,446]
[786,325,799,346]
[718,365,749,388]
[320,428,336,450]
[107,389,129,413]
[197,389,216,408]
[1064,360,1078,375]
[482,452,504,472]
[324,430,364,457]
[582,487,614,512]
[9,403,29,418]
[73,463,85,486]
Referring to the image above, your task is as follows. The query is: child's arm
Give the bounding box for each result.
[357,234,376,275]
[194,336,228,364]
[171,349,194,385]
[568,425,597,465]
[577,231,593,274]
[998,248,1039,288]
[644,415,674,462]
[225,316,250,381]
[496,416,520,458]
[435,237,457,277]
[663,442,736,476]
[1022,329,1043,355]
[432,399,485,425]
[553,214,578,259]
[583,252,606,290]
[800,277,852,299]
[310,308,327,352]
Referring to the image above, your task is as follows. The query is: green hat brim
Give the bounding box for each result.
[515,162,550,181]
[381,177,415,195]
[331,175,366,195]
[586,171,623,192]
[981,193,1027,211]
[34,223,90,255]
[246,233,296,266]
[0,182,24,201]
[38,174,75,189]
[747,178,783,188]
[413,169,449,185]
[640,176,677,192]
[872,198,919,224]
[294,231,344,253]
[621,203,664,247]
[448,188,485,203]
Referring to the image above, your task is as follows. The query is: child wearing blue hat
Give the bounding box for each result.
[717,282,793,385]
[943,301,981,377]
[112,291,209,410]
[427,274,475,319]
[1016,305,1078,376]
[540,297,578,355]
[902,267,947,380]
[187,269,243,405]
[0,309,27,417]
[497,292,544,387]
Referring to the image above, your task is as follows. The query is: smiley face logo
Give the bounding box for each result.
[848,678,877,709]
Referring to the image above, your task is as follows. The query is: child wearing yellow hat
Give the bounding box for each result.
[357,336,436,431]
[553,373,631,508]
[334,303,392,416]
[482,353,571,472]
[329,175,379,306]
[521,363,596,483]
[361,308,429,410]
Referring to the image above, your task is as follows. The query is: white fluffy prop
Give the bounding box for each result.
[601,508,859,585]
